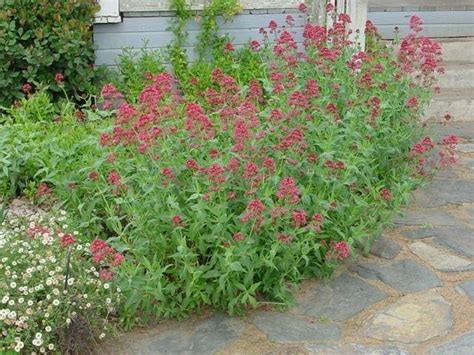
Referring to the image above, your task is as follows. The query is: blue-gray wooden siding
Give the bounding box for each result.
[94,9,305,67]
[93,9,474,67]
[369,10,474,39]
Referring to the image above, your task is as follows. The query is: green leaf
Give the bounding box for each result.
[229,261,244,272]
[203,270,221,279]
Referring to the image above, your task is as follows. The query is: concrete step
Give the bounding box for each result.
[438,37,474,63]
[424,88,474,122]
[438,61,474,89]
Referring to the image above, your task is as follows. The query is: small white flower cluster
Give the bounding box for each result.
[0,210,121,354]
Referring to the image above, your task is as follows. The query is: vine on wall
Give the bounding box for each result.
[169,0,241,79]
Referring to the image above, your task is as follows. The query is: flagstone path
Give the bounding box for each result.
[101,121,474,354]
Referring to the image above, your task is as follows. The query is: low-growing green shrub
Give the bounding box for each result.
[0,88,111,198]
[178,45,265,104]
[109,1,264,104]
[0,210,123,353]
[113,47,167,103]
[0,0,99,106]
[56,12,457,328]
[112,41,264,107]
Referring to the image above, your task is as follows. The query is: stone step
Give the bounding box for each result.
[424,88,474,122]
[439,37,474,63]
[438,61,474,89]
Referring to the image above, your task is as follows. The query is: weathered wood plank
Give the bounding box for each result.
[95,39,301,66]
[368,0,472,6]
[372,23,474,38]
[368,10,474,25]
[95,28,304,49]
[120,0,301,12]
[95,13,305,34]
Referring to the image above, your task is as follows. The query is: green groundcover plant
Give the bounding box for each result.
[0,86,111,199]
[48,10,457,328]
[0,210,122,354]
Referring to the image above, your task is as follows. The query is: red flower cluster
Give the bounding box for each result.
[442,134,458,146]
[241,199,265,223]
[233,232,245,242]
[330,241,350,260]
[27,224,50,239]
[365,20,377,34]
[185,103,215,139]
[36,183,52,197]
[207,163,226,184]
[22,83,33,94]
[54,73,64,85]
[107,170,121,186]
[88,171,99,181]
[60,233,76,248]
[398,16,443,87]
[90,239,125,280]
[409,15,423,32]
[380,188,392,201]
[224,42,235,53]
[324,160,345,170]
[277,233,293,244]
[406,96,419,108]
[439,134,459,167]
[172,215,184,226]
[410,136,435,158]
[101,83,123,110]
[276,177,300,204]
[292,209,307,227]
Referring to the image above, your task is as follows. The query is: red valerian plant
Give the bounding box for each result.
[69,7,456,326]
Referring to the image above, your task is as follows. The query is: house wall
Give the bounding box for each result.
[120,0,300,11]
[369,9,474,39]
[94,8,306,67]
[93,1,474,67]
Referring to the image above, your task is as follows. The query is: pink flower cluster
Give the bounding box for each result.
[90,239,125,281]
[409,134,459,174]
[326,241,350,260]
[276,177,300,204]
[398,16,443,88]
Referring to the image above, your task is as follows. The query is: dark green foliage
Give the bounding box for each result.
[0,0,99,106]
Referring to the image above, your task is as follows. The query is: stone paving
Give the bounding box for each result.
[102,122,474,354]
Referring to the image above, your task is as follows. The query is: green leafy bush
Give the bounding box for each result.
[0,0,99,106]
[178,45,265,103]
[0,88,110,199]
[55,14,456,328]
[113,47,167,102]
[183,0,264,96]
[0,210,122,354]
